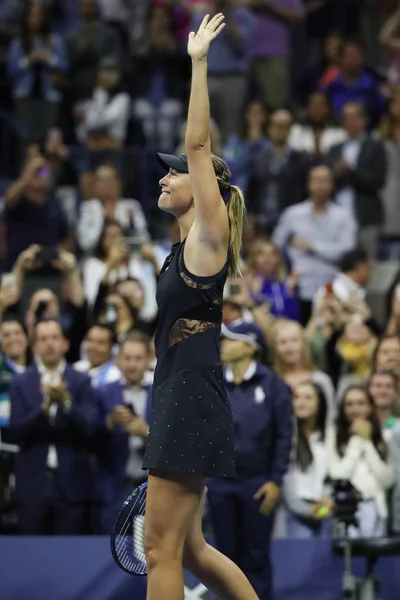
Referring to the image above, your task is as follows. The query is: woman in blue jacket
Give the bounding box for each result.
[7,0,68,138]
[207,321,292,600]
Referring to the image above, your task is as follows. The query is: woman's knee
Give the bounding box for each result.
[144,521,186,571]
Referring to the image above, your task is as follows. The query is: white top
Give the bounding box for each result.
[82,254,158,320]
[77,198,149,254]
[73,359,121,388]
[313,273,366,312]
[272,200,357,301]
[335,138,363,219]
[77,88,131,143]
[287,431,328,502]
[120,379,148,480]
[326,427,395,518]
[288,124,347,155]
[37,359,66,470]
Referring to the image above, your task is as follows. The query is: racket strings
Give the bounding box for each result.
[112,486,148,575]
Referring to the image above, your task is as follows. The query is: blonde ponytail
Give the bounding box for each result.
[226,184,246,277]
[210,154,246,277]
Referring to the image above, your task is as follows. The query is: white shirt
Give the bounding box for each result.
[77,198,149,254]
[288,124,347,155]
[335,138,363,219]
[36,359,66,469]
[326,427,395,518]
[82,254,158,321]
[120,379,148,480]
[273,200,357,301]
[73,359,121,388]
[77,88,131,143]
[287,431,328,502]
[224,361,257,383]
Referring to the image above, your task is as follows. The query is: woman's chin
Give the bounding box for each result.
[158,193,170,209]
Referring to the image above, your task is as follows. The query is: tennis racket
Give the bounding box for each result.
[110,481,148,575]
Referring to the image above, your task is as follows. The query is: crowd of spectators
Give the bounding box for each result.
[1,0,400,558]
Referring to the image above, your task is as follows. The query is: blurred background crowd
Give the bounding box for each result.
[1,0,400,570]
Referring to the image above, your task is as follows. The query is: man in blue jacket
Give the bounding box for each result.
[10,318,98,534]
[207,322,292,600]
[94,331,152,534]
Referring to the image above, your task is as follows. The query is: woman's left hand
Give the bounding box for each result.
[187,13,226,60]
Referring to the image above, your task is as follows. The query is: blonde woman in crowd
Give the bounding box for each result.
[326,386,395,537]
[283,381,332,538]
[270,319,336,420]
[245,239,299,321]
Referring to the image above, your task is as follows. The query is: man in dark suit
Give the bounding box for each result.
[10,318,98,534]
[325,101,387,259]
[247,109,311,234]
[95,331,151,534]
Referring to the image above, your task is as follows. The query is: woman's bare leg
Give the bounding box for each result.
[183,492,259,600]
[144,470,204,600]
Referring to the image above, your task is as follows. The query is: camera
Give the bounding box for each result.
[36,246,60,264]
[35,300,48,322]
[331,479,361,533]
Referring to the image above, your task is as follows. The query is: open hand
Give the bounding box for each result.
[43,380,71,406]
[253,481,280,516]
[188,13,226,60]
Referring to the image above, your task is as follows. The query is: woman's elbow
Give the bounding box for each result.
[185,141,209,154]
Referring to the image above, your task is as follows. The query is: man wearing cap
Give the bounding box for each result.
[207,322,292,600]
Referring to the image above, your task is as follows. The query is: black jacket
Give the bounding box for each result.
[325,136,387,227]
[247,147,311,231]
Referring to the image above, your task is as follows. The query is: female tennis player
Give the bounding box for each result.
[141,13,259,600]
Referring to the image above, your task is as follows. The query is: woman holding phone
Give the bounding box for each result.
[141,13,258,600]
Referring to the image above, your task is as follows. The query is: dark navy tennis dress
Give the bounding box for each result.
[142,239,236,478]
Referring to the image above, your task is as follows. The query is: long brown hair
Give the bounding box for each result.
[336,385,387,459]
[211,154,246,278]
[246,239,287,282]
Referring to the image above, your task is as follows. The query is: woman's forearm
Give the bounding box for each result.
[66,267,85,307]
[185,58,210,151]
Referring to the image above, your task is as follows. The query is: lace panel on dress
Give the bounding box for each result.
[178,247,214,290]
[168,318,217,347]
